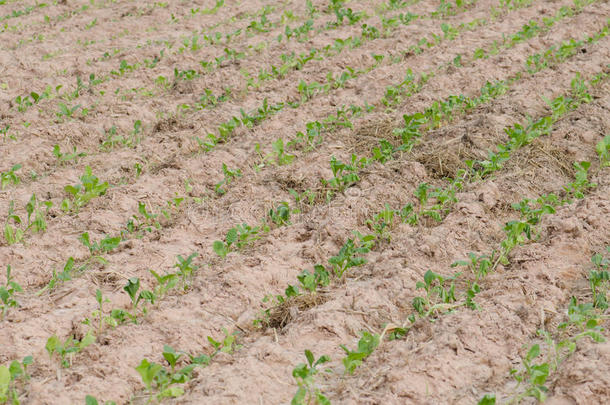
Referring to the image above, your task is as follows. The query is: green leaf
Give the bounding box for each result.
[160,386,184,398]
[0,366,10,397]
[45,335,60,357]
[212,241,227,258]
[477,394,496,405]
[135,359,162,390]
[123,278,141,306]
[85,395,99,405]
[79,330,96,349]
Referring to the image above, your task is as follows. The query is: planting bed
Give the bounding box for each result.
[1,0,609,404]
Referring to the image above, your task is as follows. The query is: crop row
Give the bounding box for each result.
[288,78,609,403]
[0,0,573,199]
[1,1,594,260]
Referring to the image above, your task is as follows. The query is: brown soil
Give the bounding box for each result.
[1,0,609,404]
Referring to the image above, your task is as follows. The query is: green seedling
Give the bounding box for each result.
[412,182,459,222]
[53,144,86,164]
[570,72,592,104]
[297,265,330,293]
[45,331,95,368]
[213,227,237,258]
[371,139,397,163]
[37,257,88,295]
[207,328,241,355]
[322,155,367,194]
[149,269,179,300]
[0,356,33,404]
[511,195,557,226]
[340,331,380,374]
[135,358,188,401]
[270,138,295,165]
[62,167,109,213]
[0,125,10,141]
[100,121,142,150]
[588,251,609,310]
[0,164,20,190]
[26,194,51,233]
[328,233,375,278]
[83,289,118,335]
[0,266,22,321]
[411,270,460,320]
[366,204,397,242]
[509,343,549,402]
[56,102,81,121]
[393,113,425,151]
[85,395,117,405]
[477,394,496,405]
[291,350,330,405]
[137,330,236,402]
[268,202,291,226]
[79,232,121,255]
[564,161,595,199]
[290,121,323,152]
[174,253,198,287]
[213,223,263,258]
[499,221,532,264]
[289,188,317,210]
[451,252,492,281]
[4,202,25,245]
[131,201,161,232]
[596,135,610,167]
[215,163,242,195]
[123,277,155,316]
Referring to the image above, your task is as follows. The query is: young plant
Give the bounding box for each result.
[37,257,86,295]
[588,250,609,310]
[85,395,117,405]
[0,356,33,404]
[137,331,238,402]
[149,269,180,300]
[564,161,595,199]
[135,358,189,401]
[508,343,550,402]
[174,253,198,287]
[62,167,109,213]
[0,164,21,190]
[207,328,241,355]
[4,195,51,245]
[213,223,263,258]
[56,102,81,121]
[270,138,295,165]
[297,265,330,293]
[45,331,95,368]
[328,233,375,278]
[340,331,380,374]
[268,202,291,226]
[0,265,22,321]
[322,155,367,194]
[79,232,121,255]
[411,270,460,320]
[123,277,155,320]
[596,135,610,167]
[83,289,118,335]
[366,204,398,242]
[52,144,86,165]
[451,252,492,281]
[291,350,331,405]
[214,163,242,195]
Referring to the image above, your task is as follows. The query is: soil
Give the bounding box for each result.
[1,0,609,404]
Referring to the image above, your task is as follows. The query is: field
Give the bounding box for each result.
[1,0,609,403]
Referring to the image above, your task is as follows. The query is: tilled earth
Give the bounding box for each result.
[1,0,609,404]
